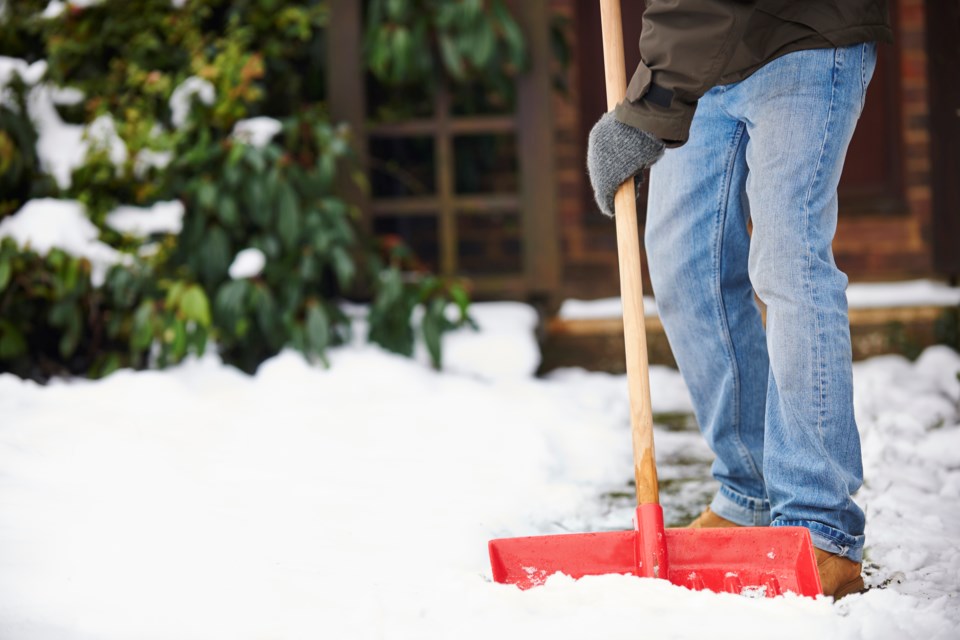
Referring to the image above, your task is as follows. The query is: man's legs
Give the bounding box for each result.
[646,87,772,527]
[647,43,876,563]
[722,43,877,562]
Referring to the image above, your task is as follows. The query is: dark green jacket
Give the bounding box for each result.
[614,0,892,146]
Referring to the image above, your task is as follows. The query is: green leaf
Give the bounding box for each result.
[438,34,466,80]
[471,23,495,68]
[95,353,122,379]
[202,226,232,284]
[165,280,187,309]
[330,245,355,288]
[246,179,269,226]
[59,306,82,358]
[254,287,281,346]
[276,182,301,249]
[197,181,217,212]
[171,319,188,359]
[179,284,212,327]
[218,195,239,226]
[421,297,446,369]
[317,153,335,191]
[191,326,209,358]
[0,320,26,359]
[214,280,249,328]
[131,301,155,352]
[0,258,12,292]
[386,0,406,20]
[305,303,330,354]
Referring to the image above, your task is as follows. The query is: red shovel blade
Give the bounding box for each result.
[489,506,822,597]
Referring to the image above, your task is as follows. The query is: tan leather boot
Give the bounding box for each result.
[814,548,865,599]
[687,506,743,529]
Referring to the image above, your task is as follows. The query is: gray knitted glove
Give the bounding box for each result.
[587,112,665,217]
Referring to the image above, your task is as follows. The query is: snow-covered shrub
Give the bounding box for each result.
[0,237,210,380]
[0,0,474,379]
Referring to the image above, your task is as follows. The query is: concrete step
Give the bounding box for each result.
[540,304,960,375]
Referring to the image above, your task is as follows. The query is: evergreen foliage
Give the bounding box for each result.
[0,0,499,380]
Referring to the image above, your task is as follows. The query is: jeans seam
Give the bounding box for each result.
[859,43,868,113]
[801,48,842,442]
[714,121,764,487]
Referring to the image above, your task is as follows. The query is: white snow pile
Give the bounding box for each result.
[228,247,266,279]
[846,280,960,309]
[170,76,215,128]
[0,305,958,639]
[106,200,185,237]
[559,295,658,320]
[0,198,128,285]
[559,280,960,321]
[231,117,283,149]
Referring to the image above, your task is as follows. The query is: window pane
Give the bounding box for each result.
[366,75,434,121]
[369,137,435,198]
[454,134,518,195]
[456,212,522,275]
[451,80,516,116]
[372,215,439,272]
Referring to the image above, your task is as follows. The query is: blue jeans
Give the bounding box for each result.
[646,43,877,562]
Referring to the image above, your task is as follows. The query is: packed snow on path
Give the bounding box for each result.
[558,279,960,320]
[0,303,958,639]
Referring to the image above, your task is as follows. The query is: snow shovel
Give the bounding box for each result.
[488,0,822,598]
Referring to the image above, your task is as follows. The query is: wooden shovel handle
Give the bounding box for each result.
[598,0,659,506]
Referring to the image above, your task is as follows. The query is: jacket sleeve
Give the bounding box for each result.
[614,0,757,147]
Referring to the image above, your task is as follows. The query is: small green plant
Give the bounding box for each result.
[0,238,210,380]
[368,240,474,368]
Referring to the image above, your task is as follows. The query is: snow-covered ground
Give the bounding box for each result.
[0,303,958,639]
[559,279,960,320]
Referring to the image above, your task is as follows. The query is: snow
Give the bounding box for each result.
[84,113,128,166]
[559,280,960,321]
[40,1,66,18]
[231,117,283,149]
[0,303,957,639]
[41,0,104,18]
[0,198,128,286]
[1,56,128,189]
[49,85,85,105]
[133,148,174,177]
[30,85,90,189]
[559,295,658,320]
[106,200,185,236]
[0,57,47,91]
[170,76,215,128]
[846,280,960,309]
[440,302,541,380]
[228,247,266,279]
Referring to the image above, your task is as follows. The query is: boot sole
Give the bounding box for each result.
[832,576,866,600]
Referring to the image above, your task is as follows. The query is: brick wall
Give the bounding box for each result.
[551,0,938,303]
[550,0,623,301]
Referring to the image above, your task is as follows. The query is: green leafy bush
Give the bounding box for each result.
[0,238,210,380]
[0,0,481,381]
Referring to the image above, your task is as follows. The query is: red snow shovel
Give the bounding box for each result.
[488,0,822,598]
